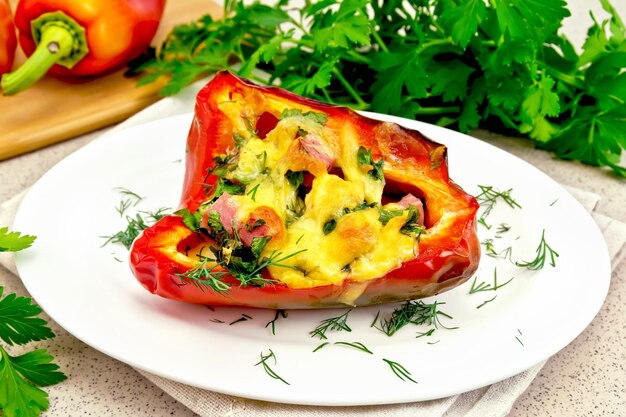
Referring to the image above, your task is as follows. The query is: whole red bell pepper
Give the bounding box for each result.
[0,0,16,75]
[1,0,165,95]
[130,71,481,309]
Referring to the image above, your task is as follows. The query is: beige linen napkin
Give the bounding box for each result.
[2,87,626,417]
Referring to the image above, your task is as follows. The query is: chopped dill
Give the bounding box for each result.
[247,184,260,201]
[468,268,514,294]
[375,300,456,337]
[476,294,498,309]
[383,359,417,383]
[230,315,251,325]
[334,341,373,354]
[313,342,329,352]
[515,229,559,270]
[255,349,289,385]
[310,310,352,340]
[101,207,170,249]
[265,309,288,335]
[475,185,521,228]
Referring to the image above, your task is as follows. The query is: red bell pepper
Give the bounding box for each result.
[130,71,481,309]
[0,0,16,75]
[1,0,165,95]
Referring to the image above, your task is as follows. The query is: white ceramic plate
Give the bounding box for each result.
[13,112,610,406]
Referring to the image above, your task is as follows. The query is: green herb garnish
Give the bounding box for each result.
[400,205,425,237]
[102,208,170,250]
[468,268,514,294]
[177,213,305,294]
[357,146,384,181]
[0,228,36,253]
[285,170,305,188]
[376,300,456,337]
[334,341,373,354]
[113,187,143,217]
[378,209,403,226]
[265,310,288,335]
[133,0,626,176]
[475,185,521,229]
[313,342,329,352]
[177,253,230,295]
[382,358,417,384]
[515,229,559,270]
[255,349,289,385]
[0,287,67,417]
[174,208,204,233]
[322,219,337,235]
[476,295,498,309]
[280,109,328,125]
[310,310,352,340]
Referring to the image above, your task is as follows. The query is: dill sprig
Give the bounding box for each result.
[254,349,289,385]
[309,310,352,340]
[383,359,417,384]
[177,210,306,293]
[475,185,521,228]
[313,342,329,352]
[334,341,373,354]
[496,223,511,236]
[476,295,498,309]
[375,300,456,337]
[468,268,514,294]
[400,205,425,237]
[102,208,170,249]
[230,314,252,325]
[247,183,260,201]
[176,253,230,295]
[232,248,307,287]
[113,187,143,216]
[481,238,498,256]
[415,329,436,339]
[265,309,288,335]
[515,229,559,270]
[481,238,514,260]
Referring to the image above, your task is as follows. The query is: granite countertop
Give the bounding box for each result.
[1,1,625,416]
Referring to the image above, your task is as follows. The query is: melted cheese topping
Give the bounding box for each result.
[214,100,420,290]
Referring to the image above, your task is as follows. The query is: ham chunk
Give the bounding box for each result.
[300,132,335,170]
[398,194,425,226]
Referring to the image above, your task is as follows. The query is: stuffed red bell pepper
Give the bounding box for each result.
[0,0,16,75]
[130,71,481,309]
[1,0,165,95]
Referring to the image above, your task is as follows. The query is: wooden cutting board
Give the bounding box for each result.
[0,0,222,160]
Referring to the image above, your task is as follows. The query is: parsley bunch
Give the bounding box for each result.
[0,230,67,417]
[134,0,626,176]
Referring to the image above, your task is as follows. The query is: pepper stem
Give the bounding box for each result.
[1,12,88,96]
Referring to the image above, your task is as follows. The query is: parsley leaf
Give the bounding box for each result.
[0,228,36,252]
[135,0,626,176]
[0,287,67,417]
[0,287,54,346]
[0,346,67,417]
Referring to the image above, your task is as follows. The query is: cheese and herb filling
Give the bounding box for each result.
[178,103,427,290]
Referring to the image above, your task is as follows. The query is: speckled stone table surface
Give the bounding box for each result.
[1,1,625,416]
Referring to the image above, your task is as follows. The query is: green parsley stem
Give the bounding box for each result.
[331,68,368,110]
[545,66,585,90]
[419,37,455,52]
[489,105,519,130]
[411,105,461,115]
[370,26,389,53]
[344,50,372,65]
